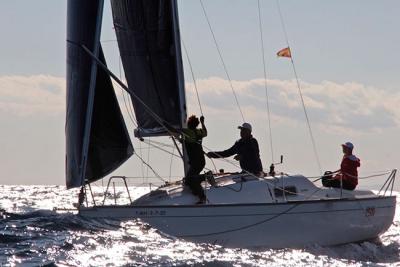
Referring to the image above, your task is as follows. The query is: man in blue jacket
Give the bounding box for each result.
[206,123,263,176]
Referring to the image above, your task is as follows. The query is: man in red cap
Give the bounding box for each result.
[322,142,361,190]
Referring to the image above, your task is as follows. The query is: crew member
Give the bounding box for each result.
[182,115,208,203]
[207,122,263,176]
[322,142,361,190]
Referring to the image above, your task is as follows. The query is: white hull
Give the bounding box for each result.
[79,174,396,248]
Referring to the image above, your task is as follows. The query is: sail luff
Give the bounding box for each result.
[170,0,188,174]
[171,0,187,129]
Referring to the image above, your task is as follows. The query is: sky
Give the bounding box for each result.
[0,0,399,191]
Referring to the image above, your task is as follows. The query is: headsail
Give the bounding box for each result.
[66,0,133,189]
[111,0,187,137]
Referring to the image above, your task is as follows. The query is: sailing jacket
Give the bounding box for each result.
[183,128,207,166]
[336,154,361,187]
[208,136,263,175]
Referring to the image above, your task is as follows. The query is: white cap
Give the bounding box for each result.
[238,122,252,132]
[342,142,354,149]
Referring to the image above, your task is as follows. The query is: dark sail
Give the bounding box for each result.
[66,0,133,189]
[111,0,187,137]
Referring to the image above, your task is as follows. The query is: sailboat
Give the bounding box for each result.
[65,0,397,248]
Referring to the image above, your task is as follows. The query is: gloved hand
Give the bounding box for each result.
[200,115,205,123]
[234,154,241,161]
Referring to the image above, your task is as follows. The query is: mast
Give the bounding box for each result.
[80,0,105,187]
[171,0,189,175]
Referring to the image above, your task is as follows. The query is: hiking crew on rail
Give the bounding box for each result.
[322,142,361,190]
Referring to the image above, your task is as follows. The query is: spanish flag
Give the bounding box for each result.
[277,47,291,58]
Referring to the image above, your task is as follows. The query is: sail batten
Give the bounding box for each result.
[111,0,187,137]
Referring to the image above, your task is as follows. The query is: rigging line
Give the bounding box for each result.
[181,41,222,172]
[145,139,175,148]
[134,152,167,183]
[169,144,176,182]
[276,0,322,173]
[118,55,137,126]
[257,0,274,163]
[199,0,245,123]
[138,140,145,183]
[80,42,230,176]
[118,54,137,130]
[145,139,181,159]
[209,157,218,174]
[182,40,203,116]
[143,137,218,174]
[100,39,117,43]
[201,141,326,199]
[80,44,181,140]
[180,186,323,238]
[146,137,151,181]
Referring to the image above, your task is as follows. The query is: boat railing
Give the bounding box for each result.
[98,176,168,206]
[307,169,397,199]
[101,176,132,205]
[378,169,397,196]
[95,170,396,206]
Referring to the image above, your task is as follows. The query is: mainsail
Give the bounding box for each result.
[66,0,133,189]
[111,0,187,137]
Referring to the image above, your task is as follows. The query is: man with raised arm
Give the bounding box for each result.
[206,123,263,176]
[182,115,209,204]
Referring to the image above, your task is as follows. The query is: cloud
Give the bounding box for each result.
[185,77,400,132]
[0,75,65,116]
[2,75,399,134]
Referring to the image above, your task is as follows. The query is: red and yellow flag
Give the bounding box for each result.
[277,47,291,58]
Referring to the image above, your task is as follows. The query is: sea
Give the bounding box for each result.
[0,185,398,267]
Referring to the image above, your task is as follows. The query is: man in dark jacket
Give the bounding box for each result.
[206,123,263,176]
[182,115,208,203]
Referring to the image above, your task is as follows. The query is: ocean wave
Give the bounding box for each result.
[0,185,398,266]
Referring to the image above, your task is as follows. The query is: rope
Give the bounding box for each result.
[144,139,181,159]
[134,152,167,183]
[169,144,176,182]
[180,185,323,238]
[80,42,222,180]
[208,157,218,173]
[145,139,175,149]
[118,56,138,127]
[146,137,151,181]
[201,142,324,198]
[276,0,322,174]
[138,140,145,184]
[311,170,392,184]
[257,0,274,163]
[80,44,182,140]
[199,0,245,122]
[182,40,203,116]
[84,38,318,195]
